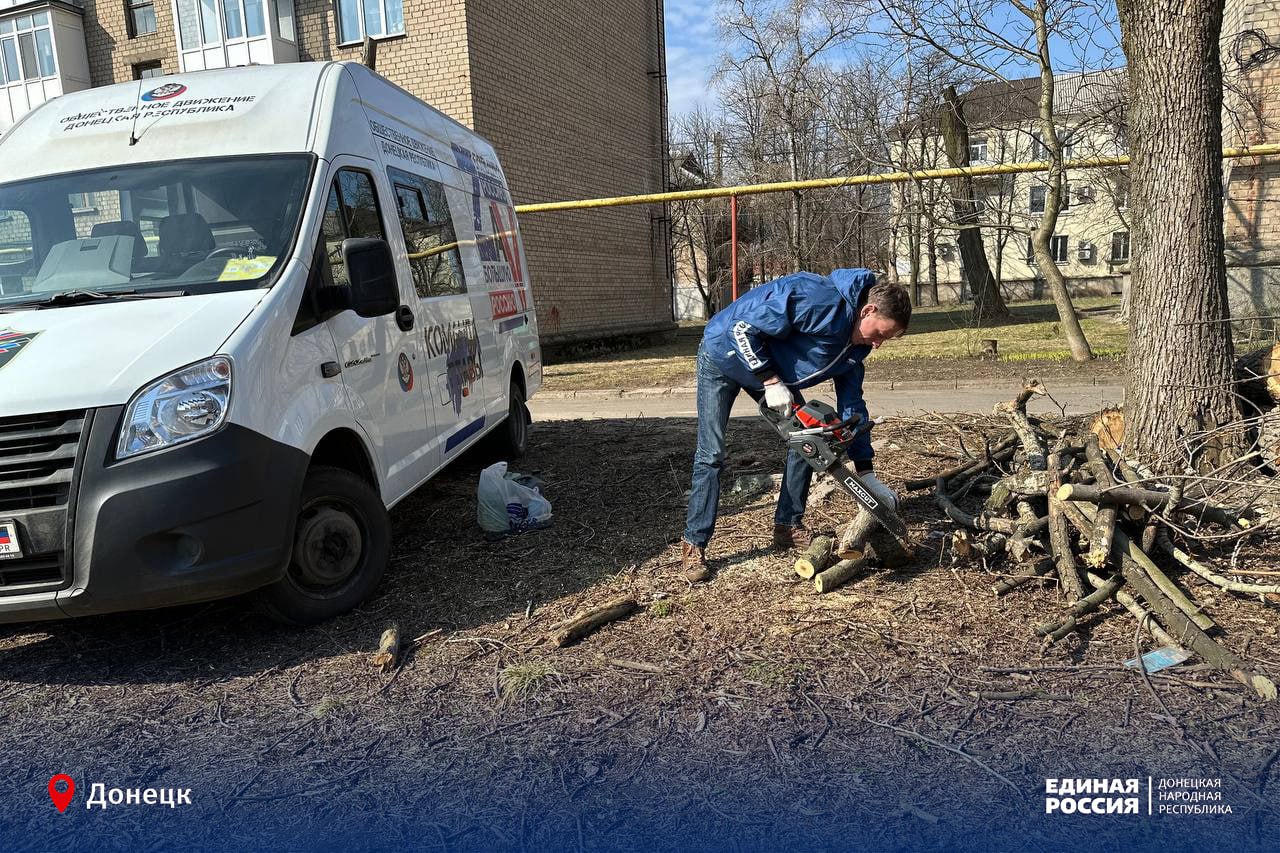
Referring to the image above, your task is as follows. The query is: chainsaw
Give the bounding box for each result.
[759,398,910,544]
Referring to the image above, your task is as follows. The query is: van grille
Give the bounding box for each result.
[0,410,84,513]
[0,554,63,588]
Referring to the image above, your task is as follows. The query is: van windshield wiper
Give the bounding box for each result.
[0,289,188,311]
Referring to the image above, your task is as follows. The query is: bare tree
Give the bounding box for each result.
[717,0,864,271]
[873,0,1104,360]
[1117,0,1240,465]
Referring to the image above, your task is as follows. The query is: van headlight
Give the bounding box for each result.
[117,357,232,460]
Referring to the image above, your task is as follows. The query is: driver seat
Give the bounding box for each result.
[156,213,216,277]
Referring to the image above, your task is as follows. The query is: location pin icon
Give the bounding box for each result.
[48,774,74,813]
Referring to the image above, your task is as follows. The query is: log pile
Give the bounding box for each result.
[915,380,1278,701]
[795,509,916,593]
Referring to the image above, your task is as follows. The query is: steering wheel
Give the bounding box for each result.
[204,246,248,262]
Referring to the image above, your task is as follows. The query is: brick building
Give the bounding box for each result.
[1223,0,1280,319]
[0,0,674,345]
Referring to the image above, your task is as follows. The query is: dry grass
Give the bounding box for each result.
[2,409,1277,849]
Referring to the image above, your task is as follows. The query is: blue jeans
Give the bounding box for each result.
[683,344,813,548]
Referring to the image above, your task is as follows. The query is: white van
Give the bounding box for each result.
[0,62,541,624]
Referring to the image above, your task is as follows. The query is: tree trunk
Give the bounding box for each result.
[1029,0,1093,362]
[1118,0,1241,466]
[940,85,1009,320]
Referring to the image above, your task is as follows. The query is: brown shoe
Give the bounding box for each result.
[681,540,710,583]
[772,523,812,551]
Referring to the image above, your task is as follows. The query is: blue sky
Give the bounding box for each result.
[663,1,1124,120]
[664,0,721,117]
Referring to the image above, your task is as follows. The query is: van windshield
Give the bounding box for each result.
[0,155,313,305]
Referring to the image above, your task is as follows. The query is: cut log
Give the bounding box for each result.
[935,477,1019,534]
[1046,445,1085,600]
[372,622,401,673]
[1063,501,1215,632]
[1089,408,1125,451]
[1082,438,1118,569]
[795,535,835,579]
[836,509,878,560]
[868,527,916,568]
[951,529,1008,562]
[814,557,868,593]
[995,380,1047,471]
[548,597,638,647]
[1055,483,1248,530]
[1086,549,1275,701]
[1035,571,1124,642]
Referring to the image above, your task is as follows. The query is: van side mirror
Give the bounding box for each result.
[341,238,399,318]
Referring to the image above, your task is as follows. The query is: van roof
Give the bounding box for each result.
[0,63,343,182]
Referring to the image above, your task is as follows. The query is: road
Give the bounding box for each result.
[531,383,1125,421]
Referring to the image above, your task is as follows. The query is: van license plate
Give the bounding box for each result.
[0,520,21,560]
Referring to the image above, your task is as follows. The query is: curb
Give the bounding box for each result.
[535,376,1123,400]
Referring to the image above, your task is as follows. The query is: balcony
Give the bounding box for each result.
[0,0,90,135]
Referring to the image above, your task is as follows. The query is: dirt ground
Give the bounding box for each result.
[2,415,1278,852]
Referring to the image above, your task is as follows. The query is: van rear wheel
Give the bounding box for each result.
[253,466,390,626]
[490,380,530,459]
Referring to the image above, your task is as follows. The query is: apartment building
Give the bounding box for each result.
[890,68,1130,304]
[0,0,674,345]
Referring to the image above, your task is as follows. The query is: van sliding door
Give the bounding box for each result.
[387,166,487,462]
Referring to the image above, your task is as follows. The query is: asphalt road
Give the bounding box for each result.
[530,383,1125,421]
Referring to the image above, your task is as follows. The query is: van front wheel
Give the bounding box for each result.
[253,466,390,626]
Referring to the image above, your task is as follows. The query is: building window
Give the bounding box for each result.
[127,0,157,37]
[1111,231,1130,262]
[277,0,295,41]
[1113,178,1129,210]
[968,137,987,163]
[1050,235,1069,264]
[176,0,267,49]
[1029,185,1046,214]
[0,12,57,83]
[1031,132,1046,159]
[134,60,164,78]
[1061,183,1070,211]
[336,0,405,44]
[68,192,96,211]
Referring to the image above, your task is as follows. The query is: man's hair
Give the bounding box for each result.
[866,281,913,327]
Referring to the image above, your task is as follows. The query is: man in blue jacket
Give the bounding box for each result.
[681,269,912,582]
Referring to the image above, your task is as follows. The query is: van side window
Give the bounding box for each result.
[387,166,464,298]
[295,168,386,334]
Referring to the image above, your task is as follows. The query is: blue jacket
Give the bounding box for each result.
[704,268,877,463]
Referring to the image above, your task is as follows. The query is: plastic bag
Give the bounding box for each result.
[477,461,552,538]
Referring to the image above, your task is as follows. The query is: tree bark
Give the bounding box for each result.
[940,85,1009,321]
[1118,0,1242,467]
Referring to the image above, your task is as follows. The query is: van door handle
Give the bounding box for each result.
[395,305,415,331]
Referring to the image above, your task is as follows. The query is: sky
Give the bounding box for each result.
[664,0,721,118]
[662,1,1124,120]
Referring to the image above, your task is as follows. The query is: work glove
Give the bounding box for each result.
[762,381,795,415]
[861,472,899,512]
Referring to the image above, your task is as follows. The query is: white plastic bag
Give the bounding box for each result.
[477,461,552,538]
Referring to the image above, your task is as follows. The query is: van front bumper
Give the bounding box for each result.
[0,407,308,624]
